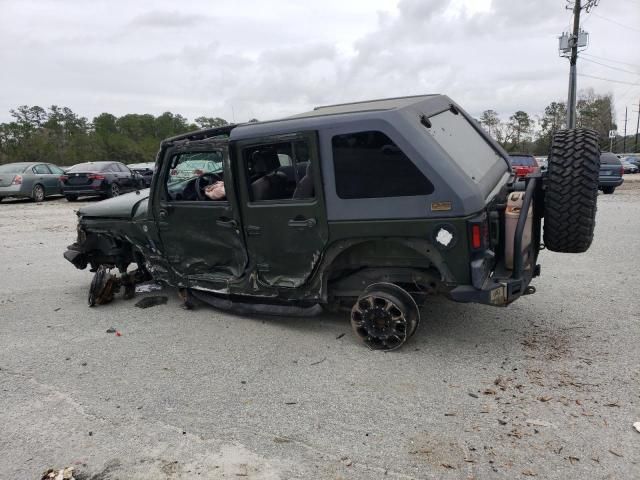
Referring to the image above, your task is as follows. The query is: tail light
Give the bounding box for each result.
[620,166,624,176]
[471,224,482,249]
[60,175,68,182]
[88,174,105,180]
[11,175,22,185]
[468,216,489,251]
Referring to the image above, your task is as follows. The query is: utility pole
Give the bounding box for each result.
[566,0,581,129]
[635,99,639,152]
[623,107,628,154]
[560,0,599,128]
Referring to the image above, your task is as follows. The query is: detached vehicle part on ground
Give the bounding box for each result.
[64,95,600,350]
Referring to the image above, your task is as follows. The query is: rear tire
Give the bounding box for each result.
[601,186,615,194]
[543,129,600,253]
[65,194,78,202]
[32,184,45,202]
[109,183,120,198]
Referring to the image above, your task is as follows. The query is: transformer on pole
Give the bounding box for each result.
[559,0,599,129]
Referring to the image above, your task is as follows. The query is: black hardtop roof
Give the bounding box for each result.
[230,94,450,141]
[287,94,439,119]
[163,94,449,146]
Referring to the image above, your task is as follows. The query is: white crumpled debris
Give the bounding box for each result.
[633,422,640,433]
[41,466,75,480]
[135,281,163,293]
[526,419,555,428]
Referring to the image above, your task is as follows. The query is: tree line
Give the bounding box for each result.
[479,88,635,155]
[0,107,237,166]
[0,88,635,167]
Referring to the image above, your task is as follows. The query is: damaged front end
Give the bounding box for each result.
[65,213,153,306]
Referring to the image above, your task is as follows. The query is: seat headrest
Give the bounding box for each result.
[252,149,280,174]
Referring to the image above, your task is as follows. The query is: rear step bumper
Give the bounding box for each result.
[450,176,540,307]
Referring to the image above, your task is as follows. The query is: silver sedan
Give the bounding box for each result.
[0,162,66,202]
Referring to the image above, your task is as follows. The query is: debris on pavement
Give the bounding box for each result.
[41,466,75,480]
[634,422,640,433]
[310,357,326,366]
[106,327,116,333]
[336,333,345,339]
[525,419,555,428]
[115,330,122,336]
[134,296,168,309]
[135,281,163,293]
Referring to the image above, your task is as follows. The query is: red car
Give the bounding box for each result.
[509,154,539,178]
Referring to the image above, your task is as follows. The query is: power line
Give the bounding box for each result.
[577,73,640,86]
[591,12,640,33]
[581,57,640,75]
[582,53,640,70]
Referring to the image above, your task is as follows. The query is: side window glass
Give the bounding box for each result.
[105,164,118,172]
[33,164,51,174]
[118,163,132,174]
[332,131,434,199]
[166,151,225,202]
[48,165,64,175]
[243,139,315,202]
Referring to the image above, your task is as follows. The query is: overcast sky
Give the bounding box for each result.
[0,0,638,128]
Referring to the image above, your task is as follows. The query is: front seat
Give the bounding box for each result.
[251,150,285,201]
[292,162,314,199]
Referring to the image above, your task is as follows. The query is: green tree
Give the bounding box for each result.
[479,109,503,142]
[505,111,533,152]
[194,116,229,129]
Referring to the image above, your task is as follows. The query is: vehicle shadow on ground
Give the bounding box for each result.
[191,292,528,352]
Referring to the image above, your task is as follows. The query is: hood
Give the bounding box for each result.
[78,189,150,219]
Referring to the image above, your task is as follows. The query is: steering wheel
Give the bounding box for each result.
[195,172,223,200]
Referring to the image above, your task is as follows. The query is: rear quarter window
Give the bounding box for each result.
[331,130,433,199]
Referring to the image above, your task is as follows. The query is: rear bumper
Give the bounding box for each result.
[598,177,623,188]
[62,186,108,197]
[0,185,30,198]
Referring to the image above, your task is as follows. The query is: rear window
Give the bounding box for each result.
[0,163,30,173]
[509,155,536,167]
[424,110,503,183]
[600,153,621,165]
[67,163,108,172]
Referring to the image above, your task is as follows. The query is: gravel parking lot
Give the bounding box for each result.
[1,180,639,479]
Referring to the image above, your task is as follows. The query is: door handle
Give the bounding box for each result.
[158,209,169,219]
[216,217,238,228]
[288,217,317,229]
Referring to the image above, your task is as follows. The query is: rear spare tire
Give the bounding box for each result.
[543,128,600,253]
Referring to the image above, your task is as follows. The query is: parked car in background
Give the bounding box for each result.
[509,153,539,178]
[535,156,548,172]
[622,161,639,174]
[0,162,65,202]
[60,161,138,201]
[622,155,640,170]
[599,152,624,194]
[128,162,155,188]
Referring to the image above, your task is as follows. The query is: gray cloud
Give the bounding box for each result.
[129,11,207,28]
[0,0,637,126]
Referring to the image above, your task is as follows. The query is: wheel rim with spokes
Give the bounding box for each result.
[351,284,419,351]
[111,184,119,197]
[34,185,44,201]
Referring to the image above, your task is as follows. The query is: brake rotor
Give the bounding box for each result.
[88,266,119,307]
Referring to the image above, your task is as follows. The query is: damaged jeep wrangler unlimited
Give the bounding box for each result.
[64,95,600,350]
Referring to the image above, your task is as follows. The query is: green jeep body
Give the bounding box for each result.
[64,95,600,350]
